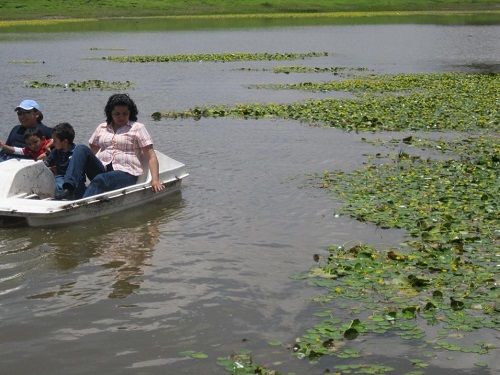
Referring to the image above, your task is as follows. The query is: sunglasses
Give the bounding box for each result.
[16,109,34,115]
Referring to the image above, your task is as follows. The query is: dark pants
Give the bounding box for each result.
[64,145,137,199]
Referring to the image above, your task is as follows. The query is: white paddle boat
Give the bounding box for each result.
[0,151,188,227]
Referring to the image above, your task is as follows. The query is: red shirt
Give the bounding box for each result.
[23,138,52,160]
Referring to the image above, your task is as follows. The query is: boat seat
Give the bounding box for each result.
[0,159,55,199]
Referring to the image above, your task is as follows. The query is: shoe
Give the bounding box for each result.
[57,188,75,200]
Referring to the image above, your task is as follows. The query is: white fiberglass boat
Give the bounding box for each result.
[0,151,188,227]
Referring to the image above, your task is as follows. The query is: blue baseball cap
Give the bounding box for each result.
[15,99,40,111]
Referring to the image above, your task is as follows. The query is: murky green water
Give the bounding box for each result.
[0,21,498,374]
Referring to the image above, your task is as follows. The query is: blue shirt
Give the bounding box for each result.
[6,123,52,148]
[45,143,75,176]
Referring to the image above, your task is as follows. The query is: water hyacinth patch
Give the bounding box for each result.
[233,65,370,76]
[103,51,328,63]
[153,73,498,132]
[292,135,498,365]
[26,79,134,91]
[334,364,395,374]
[89,47,125,51]
[271,66,370,74]
[217,351,281,375]
[179,350,209,359]
[155,71,498,373]
[253,72,469,92]
[9,59,43,64]
[327,136,498,241]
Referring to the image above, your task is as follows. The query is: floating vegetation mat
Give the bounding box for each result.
[26,79,133,91]
[289,135,499,368]
[103,51,328,63]
[271,65,369,74]
[217,351,281,375]
[234,65,371,77]
[9,59,43,64]
[89,47,125,51]
[154,72,498,132]
[216,136,498,374]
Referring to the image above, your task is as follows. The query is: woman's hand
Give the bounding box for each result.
[142,145,165,193]
[150,178,165,193]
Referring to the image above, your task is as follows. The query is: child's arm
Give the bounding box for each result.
[0,141,22,155]
[37,139,54,160]
[36,152,48,161]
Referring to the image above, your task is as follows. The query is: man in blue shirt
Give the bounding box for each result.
[1,99,52,161]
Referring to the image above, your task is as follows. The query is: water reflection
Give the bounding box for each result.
[0,193,183,311]
[53,214,162,299]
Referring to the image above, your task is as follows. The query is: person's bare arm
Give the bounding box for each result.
[0,141,16,154]
[142,145,165,193]
[89,144,100,154]
[0,141,25,155]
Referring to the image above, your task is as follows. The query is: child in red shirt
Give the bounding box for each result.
[0,128,52,160]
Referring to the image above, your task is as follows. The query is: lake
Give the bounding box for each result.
[0,20,499,374]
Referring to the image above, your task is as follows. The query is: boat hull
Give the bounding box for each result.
[0,152,187,227]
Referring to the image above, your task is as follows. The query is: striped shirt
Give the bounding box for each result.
[89,121,153,176]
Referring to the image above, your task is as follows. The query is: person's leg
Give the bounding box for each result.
[74,181,87,199]
[83,171,138,198]
[54,175,65,198]
[63,145,105,190]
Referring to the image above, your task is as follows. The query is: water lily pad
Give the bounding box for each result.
[180,351,208,359]
[343,327,359,340]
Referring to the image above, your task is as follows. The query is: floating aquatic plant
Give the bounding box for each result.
[157,70,498,372]
[271,66,370,74]
[26,79,134,91]
[153,73,498,132]
[233,65,369,75]
[291,135,498,366]
[89,47,125,51]
[252,72,498,98]
[217,350,281,375]
[9,59,43,64]
[179,350,209,359]
[328,136,499,240]
[334,364,395,374]
[103,51,328,63]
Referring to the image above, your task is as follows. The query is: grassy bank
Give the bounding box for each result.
[0,0,499,20]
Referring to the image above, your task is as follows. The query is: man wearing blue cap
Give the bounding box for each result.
[1,99,52,161]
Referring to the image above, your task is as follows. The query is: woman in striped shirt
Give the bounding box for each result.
[60,94,165,200]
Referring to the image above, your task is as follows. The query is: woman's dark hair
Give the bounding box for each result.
[52,122,75,143]
[104,93,138,125]
[23,127,44,140]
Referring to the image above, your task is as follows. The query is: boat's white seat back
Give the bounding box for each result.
[136,151,181,184]
[0,159,55,199]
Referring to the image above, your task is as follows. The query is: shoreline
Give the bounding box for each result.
[1,10,499,28]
